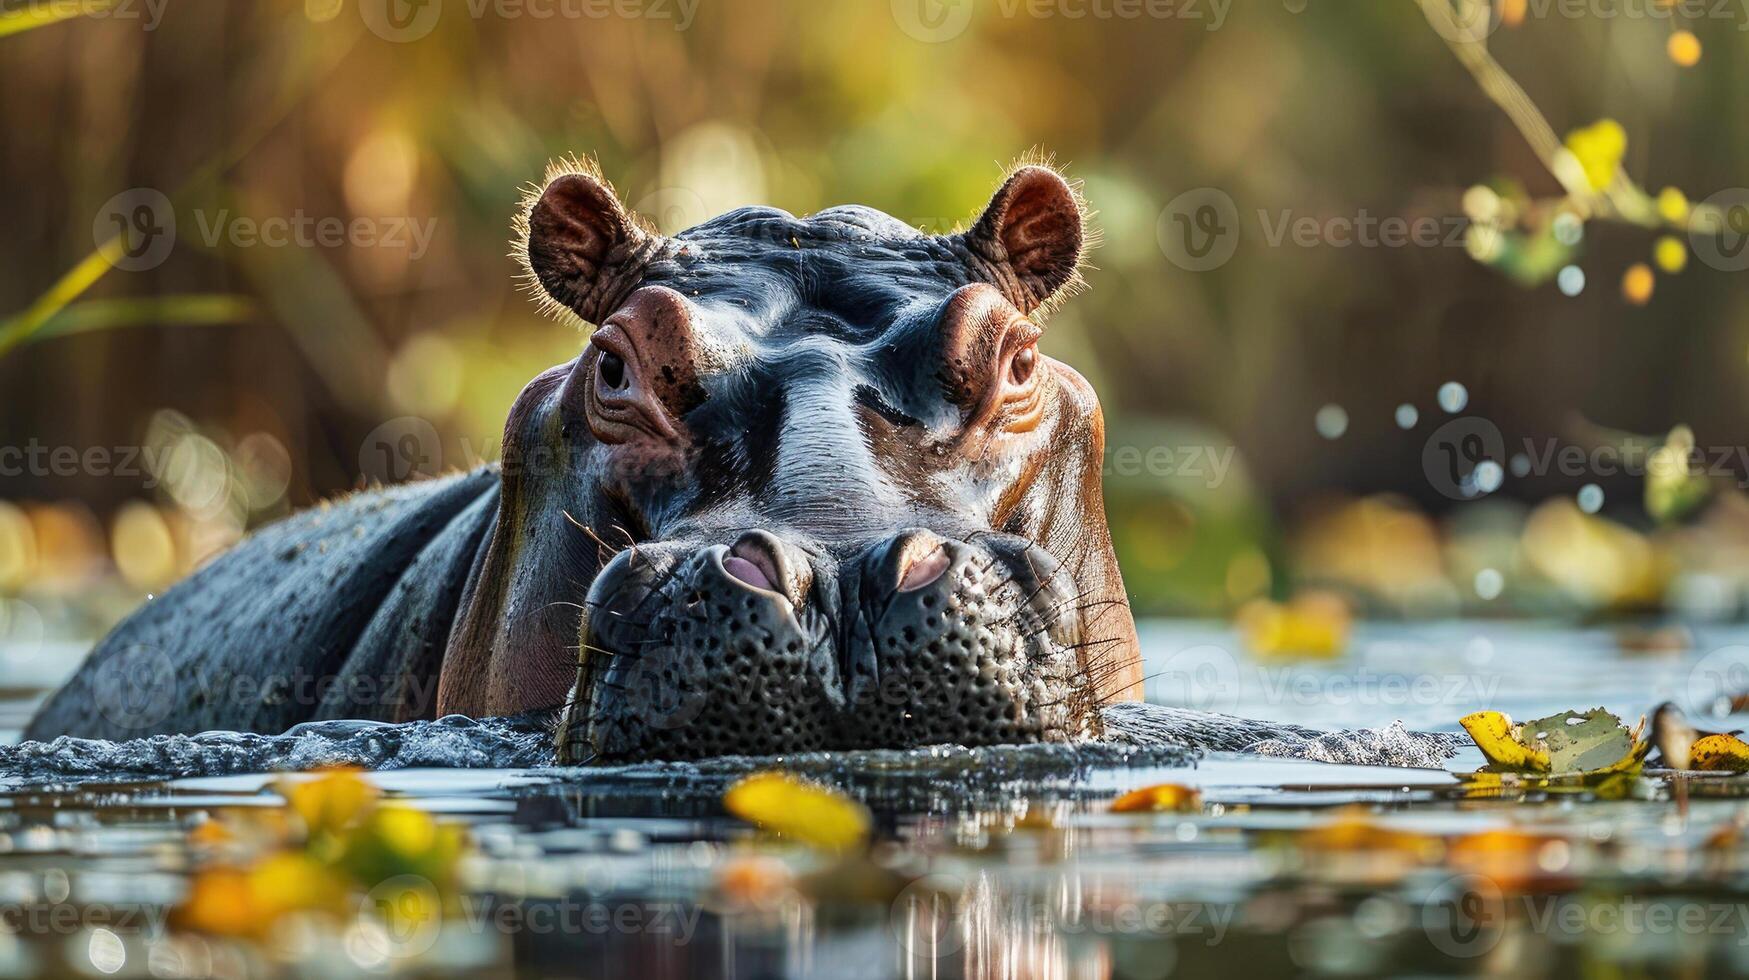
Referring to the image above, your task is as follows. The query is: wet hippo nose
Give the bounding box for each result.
[575,526,1091,762]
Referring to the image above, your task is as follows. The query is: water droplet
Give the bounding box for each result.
[1394,403,1419,429]
[1474,460,1504,493]
[1577,483,1605,514]
[1315,404,1349,439]
[1552,212,1584,246]
[1474,568,1504,600]
[1509,453,1531,478]
[1437,382,1469,414]
[1557,265,1586,296]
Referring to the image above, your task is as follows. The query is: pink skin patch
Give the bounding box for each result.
[898,547,951,592]
[723,556,774,592]
[723,538,787,598]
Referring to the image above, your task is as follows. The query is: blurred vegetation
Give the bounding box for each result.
[2,0,1748,638]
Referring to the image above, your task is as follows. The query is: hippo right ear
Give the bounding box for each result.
[954,165,1089,315]
[518,165,664,325]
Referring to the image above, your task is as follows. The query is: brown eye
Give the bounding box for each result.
[597,350,628,391]
[1009,345,1038,386]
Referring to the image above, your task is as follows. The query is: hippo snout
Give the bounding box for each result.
[559,529,1102,763]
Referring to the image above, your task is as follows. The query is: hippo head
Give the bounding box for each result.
[437,159,1142,763]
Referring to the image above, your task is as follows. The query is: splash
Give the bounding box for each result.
[0,703,1463,784]
[1100,702,1466,769]
[0,715,553,783]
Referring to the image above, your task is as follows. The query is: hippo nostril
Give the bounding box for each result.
[897,546,951,592]
[723,555,773,591]
[723,531,795,603]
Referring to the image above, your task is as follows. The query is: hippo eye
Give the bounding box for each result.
[597,351,628,391]
[1008,345,1038,386]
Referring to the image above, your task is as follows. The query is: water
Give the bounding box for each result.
[0,620,1745,978]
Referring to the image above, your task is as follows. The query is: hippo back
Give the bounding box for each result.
[23,468,500,742]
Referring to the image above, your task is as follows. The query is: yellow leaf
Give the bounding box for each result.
[1690,733,1749,772]
[724,772,871,853]
[1564,119,1627,192]
[280,768,379,838]
[1110,783,1203,813]
[1657,187,1691,225]
[1654,236,1688,274]
[1460,711,1551,773]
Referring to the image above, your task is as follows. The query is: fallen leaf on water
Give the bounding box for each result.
[1690,733,1749,773]
[1110,783,1203,814]
[1461,708,1647,776]
[725,772,871,853]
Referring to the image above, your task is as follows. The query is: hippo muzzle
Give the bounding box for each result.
[566,527,1099,761]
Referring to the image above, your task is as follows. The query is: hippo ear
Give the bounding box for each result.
[520,166,663,325]
[956,166,1087,314]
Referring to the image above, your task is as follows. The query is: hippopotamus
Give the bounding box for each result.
[24,160,1145,763]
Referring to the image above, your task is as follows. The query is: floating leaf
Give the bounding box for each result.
[1110,783,1203,813]
[725,772,871,853]
[1690,733,1749,773]
[1462,708,1647,776]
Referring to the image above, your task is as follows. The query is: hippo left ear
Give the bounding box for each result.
[955,166,1088,314]
[518,162,666,325]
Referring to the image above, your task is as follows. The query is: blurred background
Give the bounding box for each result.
[2,0,1747,665]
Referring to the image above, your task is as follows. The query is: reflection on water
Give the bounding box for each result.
[0,620,1746,977]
